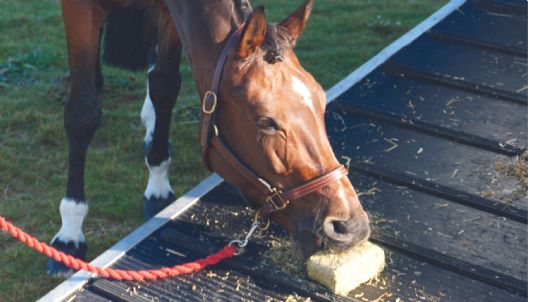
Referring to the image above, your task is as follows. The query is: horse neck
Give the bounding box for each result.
[163,0,245,93]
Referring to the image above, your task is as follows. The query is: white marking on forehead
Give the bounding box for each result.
[291,76,314,111]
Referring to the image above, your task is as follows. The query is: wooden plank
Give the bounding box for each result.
[472,0,527,16]
[161,190,527,301]
[326,109,527,212]
[68,289,113,302]
[67,182,527,302]
[354,249,526,302]
[386,35,527,98]
[477,0,527,8]
[351,173,527,281]
[89,236,297,302]
[372,233,526,297]
[354,163,526,223]
[335,69,527,153]
[430,1,527,55]
[159,226,357,302]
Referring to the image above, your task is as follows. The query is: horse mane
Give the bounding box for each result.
[235,0,252,19]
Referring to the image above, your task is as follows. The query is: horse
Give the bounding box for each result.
[48,0,370,276]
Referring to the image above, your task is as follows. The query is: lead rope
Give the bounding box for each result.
[0,214,264,281]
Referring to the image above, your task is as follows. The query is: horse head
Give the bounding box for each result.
[208,0,370,257]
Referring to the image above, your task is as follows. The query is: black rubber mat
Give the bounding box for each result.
[69,185,526,301]
[385,35,527,101]
[351,172,527,281]
[472,0,527,16]
[335,69,527,155]
[69,289,113,302]
[326,108,527,215]
[61,0,527,301]
[431,1,527,55]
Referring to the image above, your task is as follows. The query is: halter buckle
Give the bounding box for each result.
[266,189,289,211]
[202,91,218,114]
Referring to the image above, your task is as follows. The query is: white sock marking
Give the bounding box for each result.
[52,198,88,246]
[291,75,314,111]
[140,82,156,144]
[141,70,173,201]
[142,66,174,200]
[144,157,174,199]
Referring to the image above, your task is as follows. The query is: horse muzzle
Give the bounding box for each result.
[292,211,370,258]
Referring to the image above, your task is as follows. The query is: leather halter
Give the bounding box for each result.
[198,24,348,219]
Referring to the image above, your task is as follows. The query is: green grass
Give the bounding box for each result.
[0,0,445,300]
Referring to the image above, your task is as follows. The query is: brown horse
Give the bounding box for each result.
[48,0,370,276]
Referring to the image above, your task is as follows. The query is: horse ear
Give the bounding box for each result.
[279,0,313,46]
[237,6,267,58]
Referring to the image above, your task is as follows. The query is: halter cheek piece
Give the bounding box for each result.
[199,24,348,220]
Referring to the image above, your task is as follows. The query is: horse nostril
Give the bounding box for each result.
[323,216,370,246]
[323,217,355,242]
[332,220,349,235]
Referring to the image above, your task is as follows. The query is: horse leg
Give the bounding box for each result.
[47,0,109,276]
[141,12,182,219]
[95,29,104,94]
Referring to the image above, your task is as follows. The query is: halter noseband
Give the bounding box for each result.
[199,24,348,220]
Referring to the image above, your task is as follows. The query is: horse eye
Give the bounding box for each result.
[256,117,279,132]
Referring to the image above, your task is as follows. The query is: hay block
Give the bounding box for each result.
[306,241,385,296]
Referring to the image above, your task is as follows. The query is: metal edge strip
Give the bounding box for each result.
[38,174,223,302]
[40,1,466,300]
[325,0,467,103]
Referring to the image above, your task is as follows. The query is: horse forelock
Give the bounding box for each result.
[231,0,290,65]
[262,24,288,64]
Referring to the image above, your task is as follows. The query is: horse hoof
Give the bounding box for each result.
[46,258,76,277]
[143,193,177,220]
[46,239,87,277]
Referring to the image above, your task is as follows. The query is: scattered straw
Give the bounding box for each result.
[496,151,528,190]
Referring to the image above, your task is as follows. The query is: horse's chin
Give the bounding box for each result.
[290,229,324,259]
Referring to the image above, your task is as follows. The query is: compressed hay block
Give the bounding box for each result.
[307,241,385,296]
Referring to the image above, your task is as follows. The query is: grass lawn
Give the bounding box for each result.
[0,0,445,300]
